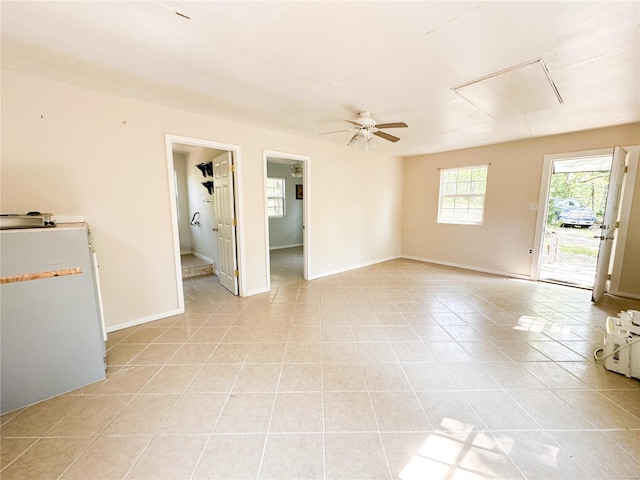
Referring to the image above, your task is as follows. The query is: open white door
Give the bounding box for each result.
[214,152,239,295]
[592,146,627,302]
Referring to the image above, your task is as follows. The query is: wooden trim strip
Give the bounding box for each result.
[1,268,82,284]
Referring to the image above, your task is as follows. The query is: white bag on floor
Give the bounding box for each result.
[600,310,640,380]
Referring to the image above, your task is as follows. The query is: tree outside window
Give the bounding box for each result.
[438,165,488,225]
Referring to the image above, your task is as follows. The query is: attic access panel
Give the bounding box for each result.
[453,58,563,118]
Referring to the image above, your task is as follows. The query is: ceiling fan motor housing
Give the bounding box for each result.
[318,110,406,144]
[358,111,377,127]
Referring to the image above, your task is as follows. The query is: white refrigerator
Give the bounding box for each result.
[1,223,106,414]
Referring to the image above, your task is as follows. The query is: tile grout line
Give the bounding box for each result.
[355,309,395,480]
[188,300,256,480]
[254,286,287,480]
[120,298,233,480]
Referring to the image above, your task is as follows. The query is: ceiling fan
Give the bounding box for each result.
[320,111,408,148]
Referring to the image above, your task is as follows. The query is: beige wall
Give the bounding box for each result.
[4,68,636,332]
[1,70,403,329]
[402,123,640,296]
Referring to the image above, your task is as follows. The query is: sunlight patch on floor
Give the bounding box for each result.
[399,419,506,480]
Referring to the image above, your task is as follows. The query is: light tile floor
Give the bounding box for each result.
[2,258,640,479]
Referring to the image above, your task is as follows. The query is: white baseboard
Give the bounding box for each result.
[608,290,640,301]
[192,252,214,264]
[401,255,531,280]
[106,308,183,333]
[269,243,303,251]
[308,255,402,281]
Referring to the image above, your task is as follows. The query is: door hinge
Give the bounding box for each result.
[230,164,235,173]
[624,165,628,173]
[234,269,239,277]
[232,218,237,226]
[615,221,620,229]
[607,274,612,280]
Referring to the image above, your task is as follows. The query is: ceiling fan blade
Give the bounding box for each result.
[319,129,352,135]
[374,131,401,143]
[345,120,363,127]
[347,133,360,146]
[375,122,408,129]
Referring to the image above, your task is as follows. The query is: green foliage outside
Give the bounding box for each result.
[547,171,610,226]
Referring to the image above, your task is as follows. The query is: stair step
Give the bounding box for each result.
[182,263,213,279]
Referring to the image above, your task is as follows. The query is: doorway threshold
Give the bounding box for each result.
[538,278,592,291]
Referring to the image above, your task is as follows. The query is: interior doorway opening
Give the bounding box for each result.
[165,134,242,311]
[263,150,310,290]
[539,154,613,288]
[172,143,227,280]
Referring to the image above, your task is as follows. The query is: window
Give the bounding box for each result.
[266,177,285,217]
[438,165,488,224]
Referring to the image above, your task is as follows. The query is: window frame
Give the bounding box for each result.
[437,164,488,225]
[266,176,286,218]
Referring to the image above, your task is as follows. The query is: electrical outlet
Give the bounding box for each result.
[528,248,533,255]
[529,203,538,211]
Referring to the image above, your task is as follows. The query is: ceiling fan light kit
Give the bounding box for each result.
[321,111,408,153]
[290,161,303,178]
[348,131,377,152]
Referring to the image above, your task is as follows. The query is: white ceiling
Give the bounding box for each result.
[2,1,638,157]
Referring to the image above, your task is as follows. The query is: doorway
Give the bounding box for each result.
[532,146,632,300]
[172,144,226,279]
[263,150,310,290]
[538,154,612,288]
[165,134,243,310]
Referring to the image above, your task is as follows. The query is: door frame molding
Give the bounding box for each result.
[165,134,245,310]
[263,149,310,290]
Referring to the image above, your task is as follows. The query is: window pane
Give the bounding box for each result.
[457,169,472,182]
[471,181,485,194]
[472,168,487,181]
[443,183,457,195]
[440,208,454,221]
[443,170,457,183]
[468,209,484,222]
[453,209,468,221]
[454,197,469,209]
[442,197,455,209]
[469,196,484,209]
[456,182,470,194]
